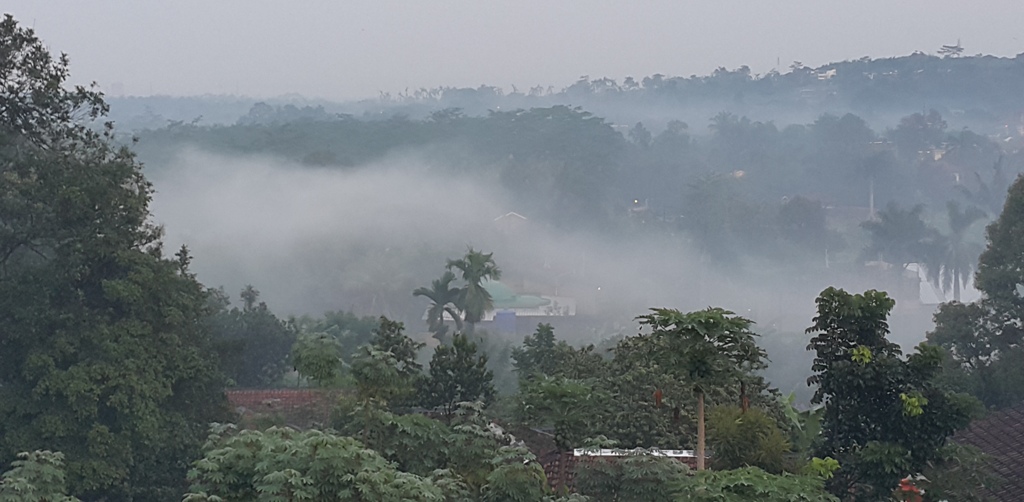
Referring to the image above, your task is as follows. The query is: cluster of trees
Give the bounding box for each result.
[0,15,227,500]
[132,94,1019,273]
[415,249,502,338]
[5,12,1024,501]
[4,282,992,500]
[112,50,1024,135]
[927,173,1024,409]
[861,200,989,301]
[506,294,990,500]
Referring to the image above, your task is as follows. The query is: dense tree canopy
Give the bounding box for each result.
[208,286,296,387]
[421,333,495,422]
[4,10,1020,500]
[929,173,1024,409]
[637,307,768,470]
[183,425,445,502]
[0,15,226,500]
[807,288,975,500]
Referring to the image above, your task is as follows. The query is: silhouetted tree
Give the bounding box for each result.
[923,202,986,302]
[446,249,501,333]
[413,271,464,339]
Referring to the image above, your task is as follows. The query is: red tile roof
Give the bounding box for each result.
[226,389,337,428]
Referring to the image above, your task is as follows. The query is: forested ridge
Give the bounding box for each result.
[4,12,1024,501]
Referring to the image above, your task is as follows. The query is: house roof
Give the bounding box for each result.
[953,402,1024,501]
[482,279,551,309]
[226,389,336,429]
[494,211,527,222]
[541,450,699,493]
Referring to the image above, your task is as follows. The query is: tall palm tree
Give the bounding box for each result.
[413,271,464,337]
[924,202,986,302]
[446,248,502,333]
[861,202,936,273]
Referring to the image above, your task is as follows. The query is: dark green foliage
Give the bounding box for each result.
[512,323,690,451]
[422,333,496,421]
[414,271,464,339]
[446,248,502,330]
[670,467,839,502]
[480,446,549,502]
[511,323,562,378]
[331,401,454,479]
[807,288,975,500]
[637,308,767,388]
[778,395,823,456]
[976,173,1024,318]
[0,451,79,502]
[706,407,791,473]
[208,286,296,387]
[511,323,606,381]
[291,331,343,387]
[369,316,424,378]
[183,425,444,502]
[928,174,1024,409]
[638,307,769,470]
[337,317,430,430]
[573,449,690,502]
[0,16,226,499]
[516,377,608,451]
[340,317,426,407]
[920,443,1004,502]
[512,323,696,448]
[331,399,555,500]
[445,403,517,492]
[591,348,701,450]
[350,347,413,404]
[292,310,379,363]
[511,321,780,455]
[929,301,1024,409]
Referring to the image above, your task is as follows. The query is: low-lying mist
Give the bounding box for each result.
[148,149,942,400]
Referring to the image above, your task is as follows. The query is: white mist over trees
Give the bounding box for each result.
[5,8,1024,500]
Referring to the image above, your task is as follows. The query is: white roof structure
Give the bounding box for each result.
[573,448,695,458]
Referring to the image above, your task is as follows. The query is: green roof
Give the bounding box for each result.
[483,280,550,309]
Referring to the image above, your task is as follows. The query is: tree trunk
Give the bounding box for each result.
[868,175,876,220]
[697,391,706,471]
[451,309,464,333]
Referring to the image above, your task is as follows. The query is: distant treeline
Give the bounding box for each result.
[111,52,1024,133]
[134,104,1020,255]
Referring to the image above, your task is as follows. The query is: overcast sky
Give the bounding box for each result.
[7,1,1024,101]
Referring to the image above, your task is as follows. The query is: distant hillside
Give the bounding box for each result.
[108,52,1024,134]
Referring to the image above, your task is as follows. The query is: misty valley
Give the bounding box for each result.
[4,11,1024,502]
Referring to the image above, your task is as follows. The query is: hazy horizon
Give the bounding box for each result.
[7,1,1024,101]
